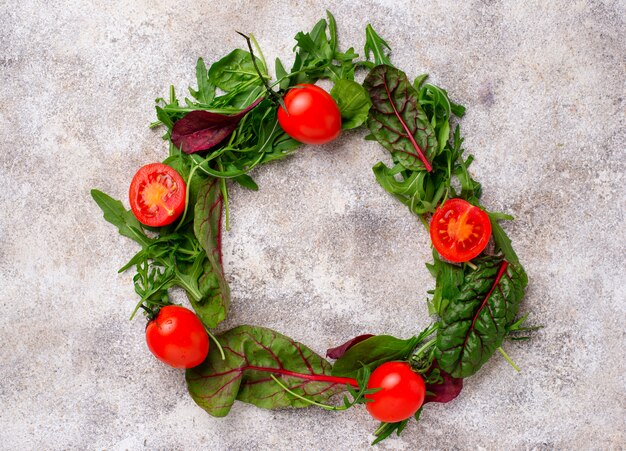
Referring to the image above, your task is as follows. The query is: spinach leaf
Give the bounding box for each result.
[330,79,372,130]
[426,251,464,316]
[488,212,521,265]
[435,256,528,378]
[209,49,267,92]
[186,325,350,416]
[364,65,438,172]
[331,335,419,378]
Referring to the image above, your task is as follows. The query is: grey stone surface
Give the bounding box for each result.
[1,0,624,449]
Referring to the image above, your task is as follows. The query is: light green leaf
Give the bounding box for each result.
[330,79,372,129]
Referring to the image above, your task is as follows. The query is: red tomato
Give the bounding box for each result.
[430,198,492,263]
[129,163,186,227]
[277,84,341,145]
[365,362,426,423]
[145,305,209,369]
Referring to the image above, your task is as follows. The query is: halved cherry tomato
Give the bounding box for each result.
[129,163,186,227]
[365,362,426,423]
[277,84,341,145]
[145,305,209,369]
[430,198,491,262]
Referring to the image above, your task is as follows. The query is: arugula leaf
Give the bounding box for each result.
[186,325,350,416]
[363,24,392,67]
[330,79,372,129]
[91,190,152,247]
[188,58,215,105]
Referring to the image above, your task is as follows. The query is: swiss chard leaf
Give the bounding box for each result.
[330,79,372,130]
[435,257,528,378]
[363,65,438,172]
[192,177,230,328]
[186,325,349,416]
[170,98,262,154]
[331,335,419,378]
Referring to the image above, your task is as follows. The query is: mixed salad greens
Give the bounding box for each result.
[92,11,537,445]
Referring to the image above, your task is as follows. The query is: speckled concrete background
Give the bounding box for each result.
[1,0,624,449]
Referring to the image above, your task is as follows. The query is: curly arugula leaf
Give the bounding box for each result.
[364,65,438,172]
[435,256,528,378]
[192,177,231,328]
[188,58,215,105]
[186,325,353,416]
[330,79,372,129]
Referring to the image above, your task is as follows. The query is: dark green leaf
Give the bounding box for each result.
[435,256,528,378]
[427,251,464,316]
[186,325,346,416]
[364,65,438,172]
[331,335,419,378]
[274,57,290,90]
[233,173,259,191]
[330,79,372,129]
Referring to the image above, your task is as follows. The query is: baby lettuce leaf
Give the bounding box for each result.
[171,98,262,154]
[186,325,351,416]
[331,335,419,378]
[191,177,230,328]
[363,65,438,172]
[435,257,528,378]
[330,79,372,130]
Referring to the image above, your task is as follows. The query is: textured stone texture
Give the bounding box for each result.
[1,0,624,449]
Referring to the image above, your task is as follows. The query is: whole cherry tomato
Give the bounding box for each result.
[365,361,426,423]
[430,198,492,263]
[145,305,209,369]
[129,163,186,227]
[277,84,341,145]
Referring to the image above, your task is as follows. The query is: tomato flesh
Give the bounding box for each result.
[430,198,491,263]
[365,362,426,423]
[129,163,186,227]
[277,84,341,145]
[145,305,209,369]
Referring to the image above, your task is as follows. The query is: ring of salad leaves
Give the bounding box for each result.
[92,12,537,445]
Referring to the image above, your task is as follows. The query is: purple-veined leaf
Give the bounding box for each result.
[190,177,230,328]
[171,98,262,154]
[363,65,437,172]
[186,325,356,417]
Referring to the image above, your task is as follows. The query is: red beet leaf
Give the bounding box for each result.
[171,98,262,154]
